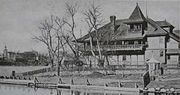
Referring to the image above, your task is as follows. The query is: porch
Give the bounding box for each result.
[80,44,146,51]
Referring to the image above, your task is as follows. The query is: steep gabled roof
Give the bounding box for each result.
[129,3,145,20]
[146,18,179,42]
[76,19,145,43]
[76,4,179,43]
[145,18,168,36]
[169,31,180,42]
[76,19,129,42]
[124,3,146,23]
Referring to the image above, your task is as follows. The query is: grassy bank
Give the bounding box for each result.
[0,66,50,76]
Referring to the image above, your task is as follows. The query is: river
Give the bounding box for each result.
[0,84,168,95]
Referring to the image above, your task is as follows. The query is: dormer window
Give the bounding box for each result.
[137,24,141,29]
[130,25,134,30]
[130,24,142,31]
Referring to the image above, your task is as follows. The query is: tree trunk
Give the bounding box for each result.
[89,36,96,57]
[58,57,65,76]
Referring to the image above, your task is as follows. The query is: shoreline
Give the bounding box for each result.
[0,78,179,94]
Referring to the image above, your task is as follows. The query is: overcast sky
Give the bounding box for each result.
[0,0,179,53]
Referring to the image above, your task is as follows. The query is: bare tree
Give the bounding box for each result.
[34,1,85,75]
[34,15,57,68]
[34,15,67,76]
[83,2,105,66]
[54,17,68,76]
[63,2,84,66]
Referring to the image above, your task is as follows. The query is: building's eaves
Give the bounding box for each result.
[156,21,174,28]
[76,19,128,42]
[173,30,180,37]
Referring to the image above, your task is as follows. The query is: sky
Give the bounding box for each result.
[0,0,179,53]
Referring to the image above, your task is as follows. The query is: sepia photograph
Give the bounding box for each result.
[0,0,180,95]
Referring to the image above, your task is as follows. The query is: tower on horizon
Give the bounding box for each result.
[3,45,8,60]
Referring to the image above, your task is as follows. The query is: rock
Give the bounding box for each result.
[148,88,155,92]
[160,88,166,93]
[144,88,148,90]
[156,87,161,91]
[170,88,175,92]
[166,88,170,92]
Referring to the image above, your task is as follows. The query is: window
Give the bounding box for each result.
[122,55,126,61]
[109,41,114,45]
[160,50,163,57]
[135,24,141,30]
[130,24,141,31]
[124,41,128,45]
[167,55,170,60]
[129,41,134,44]
[138,41,142,44]
[116,41,122,45]
[122,41,124,45]
[130,25,134,29]
[134,41,138,44]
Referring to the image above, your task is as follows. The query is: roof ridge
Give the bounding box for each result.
[146,18,180,42]
[137,4,143,19]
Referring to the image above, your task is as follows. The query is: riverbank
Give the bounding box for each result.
[35,71,144,88]
[1,66,180,93]
[0,66,50,76]
[34,70,180,92]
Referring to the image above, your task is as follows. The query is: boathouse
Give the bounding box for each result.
[76,4,180,67]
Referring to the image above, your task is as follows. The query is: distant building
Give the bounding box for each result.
[3,45,8,60]
[76,4,180,66]
[0,54,3,60]
[2,46,39,65]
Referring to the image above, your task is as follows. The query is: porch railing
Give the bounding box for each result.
[80,44,145,51]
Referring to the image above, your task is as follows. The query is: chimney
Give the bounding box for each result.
[110,16,116,34]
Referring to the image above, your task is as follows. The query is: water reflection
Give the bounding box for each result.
[0,84,177,95]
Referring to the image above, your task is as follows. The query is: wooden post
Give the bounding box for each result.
[117,55,119,65]
[84,43,86,51]
[179,54,180,66]
[71,78,74,85]
[104,83,108,87]
[137,55,138,66]
[119,81,123,87]
[179,44,180,65]
[130,55,132,65]
[135,82,138,88]
[58,78,63,84]
[87,79,91,85]
[144,54,146,65]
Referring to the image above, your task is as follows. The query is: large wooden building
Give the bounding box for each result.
[77,4,180,66]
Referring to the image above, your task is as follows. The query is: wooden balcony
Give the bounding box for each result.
[80,44,145,51]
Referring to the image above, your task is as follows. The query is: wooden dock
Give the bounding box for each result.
[0,79,34,86]
[28,82,57,89]
[0,79,57,89]
[0,79,179,94]
[57,83,142,92]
